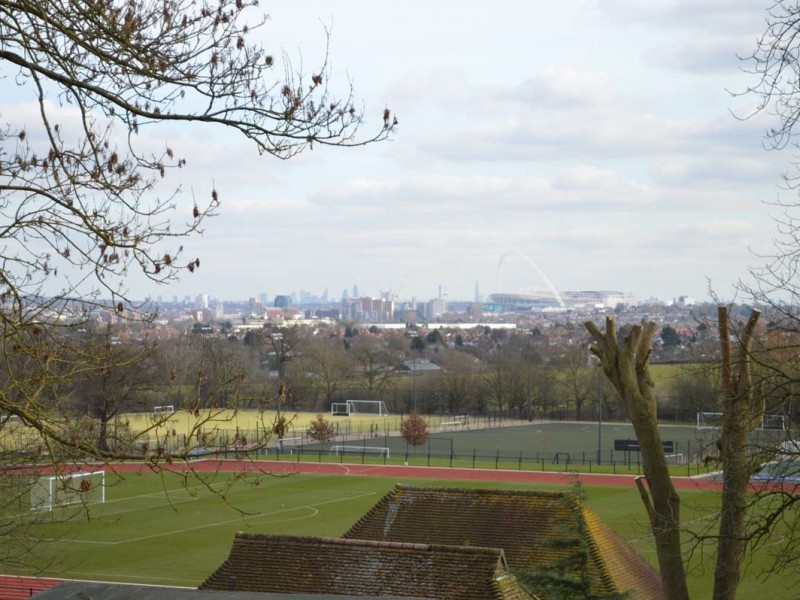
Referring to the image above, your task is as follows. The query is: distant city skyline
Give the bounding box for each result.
[151,281,696,307]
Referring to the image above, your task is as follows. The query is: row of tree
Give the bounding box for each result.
[42,314,800,458]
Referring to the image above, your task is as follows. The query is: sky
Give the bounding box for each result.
[11,0,796,305]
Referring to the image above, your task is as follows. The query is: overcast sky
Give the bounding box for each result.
[117,2,800,303]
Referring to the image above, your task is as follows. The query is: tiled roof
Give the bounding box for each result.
[344,485,663,600]
[200,533,534,600]
[582,509,664,600]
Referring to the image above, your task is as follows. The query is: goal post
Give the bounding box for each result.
[30,471,106,512]
[346,400,389,416]
[330,445,390,458]
[331,402,349,417]
[697,411,788,431]
[440,421,464,432]
[697,412,723,430]
[760,414,787,431]
[331,400,389,417]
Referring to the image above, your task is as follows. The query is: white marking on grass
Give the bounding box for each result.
[55,571,198,586]
[42,491,376,545]
[90,480,236,519]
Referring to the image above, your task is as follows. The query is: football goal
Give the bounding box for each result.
[760,414,787,431]
[30,470,105,512]
[330,400,389,417]
[664,453,685,465]
[152,405,175,415]
[277,436,304,448]
[697,412,723,430]
[440,421,464,432]
[330,445,390,458]
[698,411,787,431]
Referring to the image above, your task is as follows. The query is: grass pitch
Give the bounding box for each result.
[7,467,794,598]
[5,416,796,597]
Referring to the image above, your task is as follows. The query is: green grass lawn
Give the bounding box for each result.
[6,468,793,597]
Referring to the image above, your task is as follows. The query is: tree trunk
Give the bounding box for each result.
[97,415,110,453]
[713,307,761,600]
[586,317,689,600]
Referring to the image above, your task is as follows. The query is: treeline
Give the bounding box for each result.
[59,317,800,440]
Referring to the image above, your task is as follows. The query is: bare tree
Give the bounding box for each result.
[0,0,391,566]
[296,335,355,409]
[585,317,688,600]
[68,325,160,452]
[739,0,800,152]
[436,349,478,414]
[0,0,391,423]
[557,346,595,421]
[481,352,513,414]
[349,334,396,397]
[713,307,762,600]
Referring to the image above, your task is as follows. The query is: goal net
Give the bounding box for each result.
[697,411,787,431]
[330,400,389,417]
[31,471,106,512]
[697,412,723,430]
[760,414,787,431]
[330,445,390,458]
[440,421,464,432]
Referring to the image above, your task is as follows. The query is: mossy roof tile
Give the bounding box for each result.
[344,485,663,600]
[200,533,534,600]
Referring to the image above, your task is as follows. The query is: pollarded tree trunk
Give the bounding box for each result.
[585,317,688,600]
[713,307,761,600]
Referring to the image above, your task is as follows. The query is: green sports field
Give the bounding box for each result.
[13,471,658,585]
[5,466,795,598]
[4,418,797,597]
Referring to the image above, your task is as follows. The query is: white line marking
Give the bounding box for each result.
[40,491,376,545]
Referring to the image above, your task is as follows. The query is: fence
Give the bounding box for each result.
[208,435,717,477]
[109,412,784,478]
[137,412,521,454]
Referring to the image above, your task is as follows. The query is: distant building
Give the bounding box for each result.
[489,290,634,312]
[340,297,394,321]
[424,297,447,320]
[274,295,292,309]
[466,302,483,321]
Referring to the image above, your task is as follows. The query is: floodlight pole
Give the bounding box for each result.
[526,336,533,422]
[596,360,603,465]
[271,332,285,449]
[413,348,417,412]
[409,332,418,412]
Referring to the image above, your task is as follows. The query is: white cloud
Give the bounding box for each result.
[5,0,781,303]
[513,67,621,110]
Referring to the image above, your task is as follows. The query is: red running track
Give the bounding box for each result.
[41,459,800,493]
[157,459,729,491]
